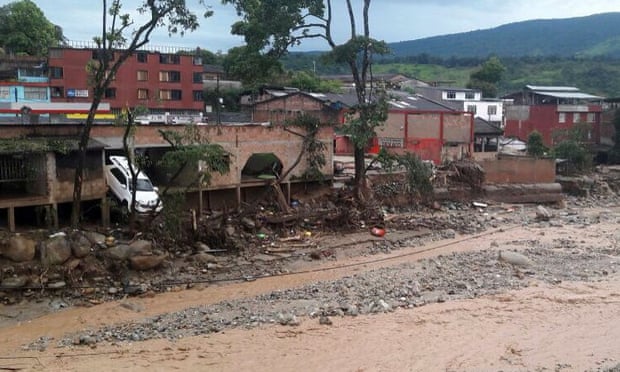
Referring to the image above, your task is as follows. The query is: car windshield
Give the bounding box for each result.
[135,178,154,192]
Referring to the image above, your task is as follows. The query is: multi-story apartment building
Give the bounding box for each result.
[503,85,604,147]
[47,45,206,118]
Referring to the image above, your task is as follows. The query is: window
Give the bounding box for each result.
[159,89,182,100]
[193,56,203,65]
[0,87,10,100]
[49,49,63,58]
[487,105,497,115]
[137,70,149,81]
[51,86,64,98]
[92,49,114,61]
[159,71,181,82]
[104,88,116,99]
[24,87,48,100]
[465,92,475,99]
[587,113,595,123]
[558,112,566,123]
[159,54,180,64]
[193,90,204,101]
[446,91,456,99]
[193,72,204,83]
[466,105,477,114]
[137,52,148,63]
[50,66,63,79]
[111,167,127,187]
[137,89,149,100]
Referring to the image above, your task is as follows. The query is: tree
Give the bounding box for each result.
[223,0,390,196]
[288,71,342,93]
[70,0,210,228]
[526,130,546,157]
[0,0,64,56]
[609,108,620,164]
[222,45,283,87]
[467,56,505,98]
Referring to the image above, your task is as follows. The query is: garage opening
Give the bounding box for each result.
[241,153,283,182]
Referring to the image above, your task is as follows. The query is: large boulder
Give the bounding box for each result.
[70,232,93,258]
[104,244,133,261]
[1,235,36,262]
[40,236,72,266]
[129,255,166,271]
[129,240,152,255]
[1,275,28,288]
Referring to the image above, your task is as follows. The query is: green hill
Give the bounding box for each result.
[388,13,620,58]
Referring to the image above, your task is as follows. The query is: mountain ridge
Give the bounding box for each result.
[388,12,620,58]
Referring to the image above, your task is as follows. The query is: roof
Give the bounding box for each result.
[387,92,456,112]
[474,118,503,135]
[524,85,603,100]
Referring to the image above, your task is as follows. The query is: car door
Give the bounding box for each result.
[107,166,129,203]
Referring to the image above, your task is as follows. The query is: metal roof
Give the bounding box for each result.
[525,85,580,92]
[534,91,603,100]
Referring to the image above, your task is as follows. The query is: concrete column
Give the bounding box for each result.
[236,185,241,211]
[101,197,110,228]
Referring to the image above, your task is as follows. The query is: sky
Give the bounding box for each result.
[4,0,620,53]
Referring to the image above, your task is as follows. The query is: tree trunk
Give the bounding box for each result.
[70,95,103,228]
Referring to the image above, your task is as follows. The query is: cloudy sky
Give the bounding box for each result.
[4,0,620,53]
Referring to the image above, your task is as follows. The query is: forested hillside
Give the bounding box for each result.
[388,12,620,58]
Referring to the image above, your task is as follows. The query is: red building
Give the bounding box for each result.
[503,85,604,147]
[47,46,205,116]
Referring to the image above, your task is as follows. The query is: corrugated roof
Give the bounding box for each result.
[534,91,603,100]
[526,85,579,92]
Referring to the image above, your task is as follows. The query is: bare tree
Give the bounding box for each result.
[71,0,210,227]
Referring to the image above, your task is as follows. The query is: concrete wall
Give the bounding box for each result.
[480,155,556,184]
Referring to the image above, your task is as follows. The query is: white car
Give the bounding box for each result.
[104,156,163,214]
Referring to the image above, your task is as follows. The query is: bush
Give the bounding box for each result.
[526,130,546,157]
[552,140,591,173]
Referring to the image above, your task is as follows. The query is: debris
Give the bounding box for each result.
[370,227,386,237]
[498,250,534,268]
[535,205,552,221]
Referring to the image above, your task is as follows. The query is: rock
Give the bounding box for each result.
[129,240,152,254]
[83,231,107,246]
[1,276,28,288]
[193,252,218,264]
[129,255,166,271]
[498,250,534,268]
[535,205,552,221]
[70,233,92,258]
[376,299,392,312]
[40,236,72,266]
[2,235,36,262]
[104,244,133,260]
[194,242,210,252]
[224,225,236,237]
[241,217,256,230]
[319,315,332,325]
[277,313,300,326]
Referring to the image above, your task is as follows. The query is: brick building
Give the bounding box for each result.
[47,46,206,116]
[503,85,604,147]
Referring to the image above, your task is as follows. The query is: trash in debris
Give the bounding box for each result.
[370,227,386,237]
[472,201,488,208]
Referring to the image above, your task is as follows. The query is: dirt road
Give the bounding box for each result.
[1,203,620,371]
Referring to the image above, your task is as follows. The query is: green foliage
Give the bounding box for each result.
[0,137,73,154]
[222,46,283,87]
[159,192,186,239]
[0,0,63,56]
[203,87,244,112]
[286,113,327,182]
[467,56,505,98]
[158,125,231,187]
[287,71,341,93]
[526,130,546,157]
[387,13,620,59]
[398,152,434,199]
[552,140,591,172]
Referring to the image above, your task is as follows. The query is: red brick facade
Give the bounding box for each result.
[47,47,205,115]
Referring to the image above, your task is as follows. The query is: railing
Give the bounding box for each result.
[63,40,198,54]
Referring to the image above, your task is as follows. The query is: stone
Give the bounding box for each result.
[193,252,218,264]
[48,281,67,289]
[40,236,72,266]
[129,240,152,254]
[1,276,28,288]
[104,244,133,260]
[241,217,256,230]
[83,231,107,246]
[498,250,534,268]
[535,205,552,221]
[319,315,332,325]
[2,235,36,262]
[129,255,166,271]
[70,233,92,258]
